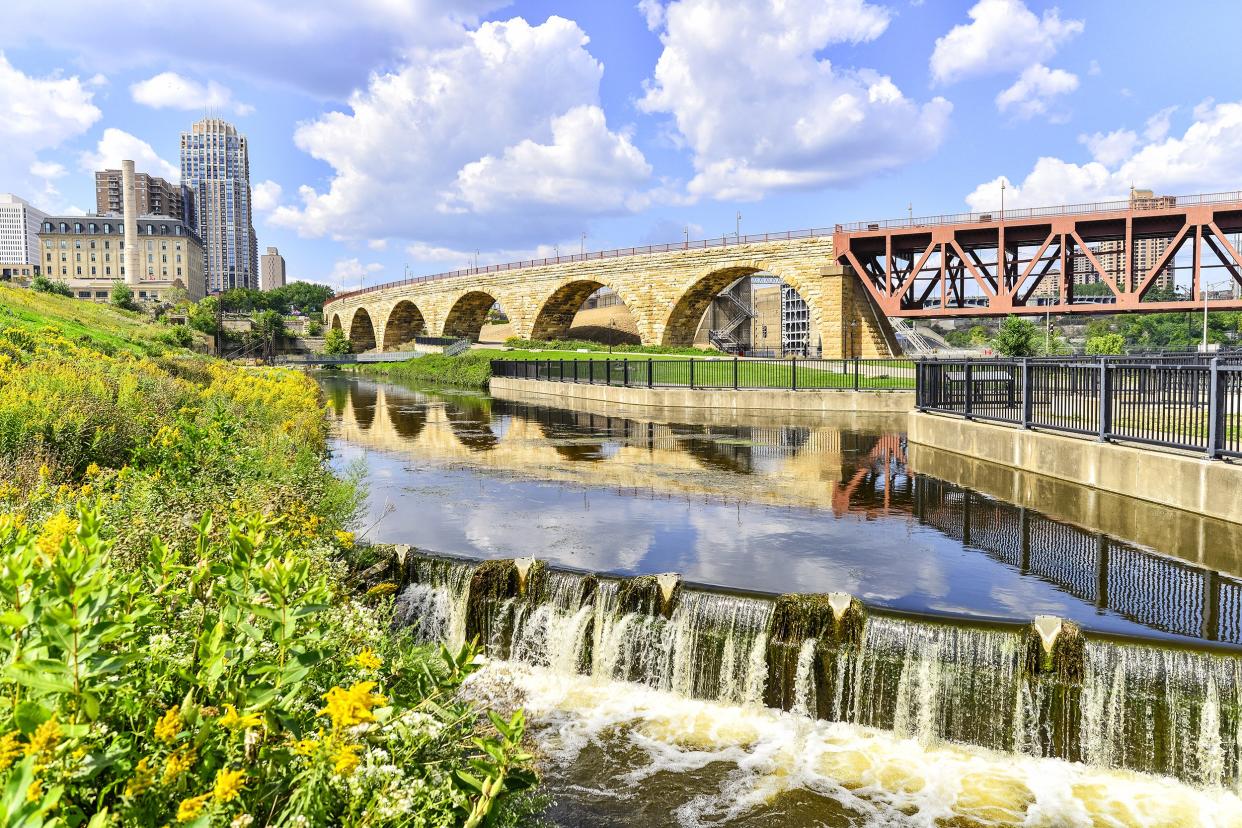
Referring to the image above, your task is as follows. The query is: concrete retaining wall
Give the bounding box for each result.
[908,411,1242,524]
[488,377,914,414]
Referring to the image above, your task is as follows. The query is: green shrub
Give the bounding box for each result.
[30,276,73,297]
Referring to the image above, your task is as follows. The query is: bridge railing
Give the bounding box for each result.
[916,357,1242,458]
[492,356,916,391]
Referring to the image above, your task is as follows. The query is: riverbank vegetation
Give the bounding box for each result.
[0,290,539,826]
[501,337,718,356]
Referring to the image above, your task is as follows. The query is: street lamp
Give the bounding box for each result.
[581,232,586,256]
[736,211,742,241]
[683,225,689,247]
[1203,279,1228,352]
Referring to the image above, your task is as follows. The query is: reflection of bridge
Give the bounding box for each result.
[835,190,1242,317]
[323,377,902,509]
[915,478,1242,644]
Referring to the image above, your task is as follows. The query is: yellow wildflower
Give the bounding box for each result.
[332,744,361,776]
[24,717,60,763]
[364,582,398,599]
[318,681,386,731]
[37,464,50,480]
[333,530,354,548]
[177,793,212,822]
[79,484,93,497]
[218,704,263,731]
[125,757,156,797]
[212,768,246,803]
[85,462,101,477]
[26,778,42,803]
[36,511,75,560]
[0,732,21,771]
[350,647,381,671]
[162,747,196,784]
[291,736,320,757]
[155,706,181,743]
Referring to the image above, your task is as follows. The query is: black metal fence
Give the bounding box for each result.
[491,357,916,391]
[917,357,1242,458]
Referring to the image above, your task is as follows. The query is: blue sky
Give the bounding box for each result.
[3,0,1242,291]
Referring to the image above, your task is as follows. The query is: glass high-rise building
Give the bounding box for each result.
[180,118,257,291]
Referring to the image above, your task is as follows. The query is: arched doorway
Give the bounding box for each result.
[443,291,500,341]
[531,280,638,345]
[349,308,377,352]
[383,300,426,350]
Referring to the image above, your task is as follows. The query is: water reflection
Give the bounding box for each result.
[321,372,1242,647]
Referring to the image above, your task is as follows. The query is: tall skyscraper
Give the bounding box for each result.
[94,168,191,221]
[0,194,49,265]
[260,246,286,291]
[180,118,257,291]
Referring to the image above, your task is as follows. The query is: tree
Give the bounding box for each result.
[322,327,351,355]
[250,309,285,362]
[30,275,72,297]
[268,281,335,314]
[1085,333,1125,355]
[967,324,989,346]
[110,280,139,312]
[991,315,1040,356]
[188,296,220,335]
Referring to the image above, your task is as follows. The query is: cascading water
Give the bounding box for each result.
[394,552,1242,792]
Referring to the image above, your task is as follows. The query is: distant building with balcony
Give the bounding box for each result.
[94,169,192,222]
[38,215,205,303]
[181,118,258,291]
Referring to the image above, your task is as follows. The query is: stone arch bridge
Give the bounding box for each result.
[322,236,898,358]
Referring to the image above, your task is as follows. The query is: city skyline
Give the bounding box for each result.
[4,1,1242,293]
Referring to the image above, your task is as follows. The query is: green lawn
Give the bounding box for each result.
[0,284,205,354]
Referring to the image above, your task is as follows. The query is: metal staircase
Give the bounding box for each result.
[891,318,934,356]
[708,279,755,354]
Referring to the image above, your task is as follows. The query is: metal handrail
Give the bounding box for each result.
[324,189,1242,312]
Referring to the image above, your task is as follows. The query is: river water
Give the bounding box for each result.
[320,372,1242,826]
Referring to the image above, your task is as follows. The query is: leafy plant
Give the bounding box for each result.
[322,328,351,355]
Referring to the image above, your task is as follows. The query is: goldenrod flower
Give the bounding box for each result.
[291,736,320,757]
[24,718,60,763]
[350,647,381,671]
[0,732,21,771]
[162,747,196,784]
[332,744,361,776]
[155,706,181,744]
[36,511,74,560]
[333,530,354,548]
[85,462,101,477]
[177,793,212,822]
[212,768,246,803]
[218,704,263,731]
[125,757,156,797]
[318,682,386,731]
[26,778,42,804]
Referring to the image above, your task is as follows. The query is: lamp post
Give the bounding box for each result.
[1203,279,1227,352]
[581,232,586,256]
[736,211,742,241]
[683,225,689,247]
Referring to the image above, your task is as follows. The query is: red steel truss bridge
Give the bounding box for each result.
[833,190,1242,317]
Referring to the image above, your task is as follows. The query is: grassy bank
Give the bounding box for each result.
[0,291,539,826]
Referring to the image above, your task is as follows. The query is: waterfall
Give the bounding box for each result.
[395,552,1242,788]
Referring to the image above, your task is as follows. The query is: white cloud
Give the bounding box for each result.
[251,180,283,212]
[0,52,101,194]
[272,16,655,248]
[1144,105,1177,141]
[131,72,252,115]
[965,100,1242,211]
[1080,128,1137,167]
[78,128,179,182]
[2,0,509,98]
[446,106,651,214]
[328,258,384,290]
[638,0,666,30]
[368,239,389,251]
[638,0,950,201]
[930,0,1083,85]
[29,161,66,180]
[995,64,1078,120]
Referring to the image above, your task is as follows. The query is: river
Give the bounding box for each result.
[320,371,1242,827]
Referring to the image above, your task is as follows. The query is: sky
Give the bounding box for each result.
[4,0,1242,292]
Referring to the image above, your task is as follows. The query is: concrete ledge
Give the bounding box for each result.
[908,411,1242,524]
[489,377,915,414]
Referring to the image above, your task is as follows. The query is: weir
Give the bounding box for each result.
[392,551,1242,789]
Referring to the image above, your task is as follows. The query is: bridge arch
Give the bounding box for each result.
[443,291,500,341]
[661,262,814,348]
[329,312,343,333]
[530,279,638,344]
[349,307,377,352]
[383,300,427,350]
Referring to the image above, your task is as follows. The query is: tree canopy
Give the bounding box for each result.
[216,281,335,315]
